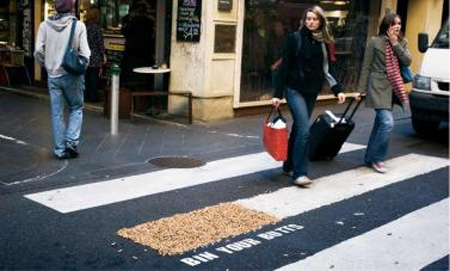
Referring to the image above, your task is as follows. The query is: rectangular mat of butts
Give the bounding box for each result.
[118,202,279,255]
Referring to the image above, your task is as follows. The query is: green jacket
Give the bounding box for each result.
[357,36,412,109]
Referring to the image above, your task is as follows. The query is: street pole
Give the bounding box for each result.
[110,63,120,135]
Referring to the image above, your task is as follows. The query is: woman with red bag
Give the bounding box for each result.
[272,5,346,187]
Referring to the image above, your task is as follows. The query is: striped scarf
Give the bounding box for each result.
[385,39,408,103]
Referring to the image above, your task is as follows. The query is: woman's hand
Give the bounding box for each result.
[354,93,363,101]
[387,28,399,46]
[271,98,281,108]
[337,93,346,104]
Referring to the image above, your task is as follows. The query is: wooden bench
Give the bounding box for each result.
[130,90,193,124]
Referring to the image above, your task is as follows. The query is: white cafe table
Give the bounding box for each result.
[129,67,192,124]
[129,67,170,119]
[133,67,171,74]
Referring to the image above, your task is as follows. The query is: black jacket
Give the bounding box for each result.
[274,28,341,99]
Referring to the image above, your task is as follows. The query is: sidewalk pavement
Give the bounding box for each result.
[0,86,409,192]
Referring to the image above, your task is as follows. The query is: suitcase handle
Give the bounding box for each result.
[337,96,364,125]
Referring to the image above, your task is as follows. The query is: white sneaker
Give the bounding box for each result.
[293,176,313,187]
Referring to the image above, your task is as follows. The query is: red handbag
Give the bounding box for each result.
[263,108,288,161]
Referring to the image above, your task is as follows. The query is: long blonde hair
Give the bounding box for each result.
[300,5,333,43]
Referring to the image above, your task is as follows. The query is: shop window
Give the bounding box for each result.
[240,0,373,103]
[0,1,17,46]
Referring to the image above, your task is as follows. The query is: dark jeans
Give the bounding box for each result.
[284,88,317,178]
[85,67,100,102]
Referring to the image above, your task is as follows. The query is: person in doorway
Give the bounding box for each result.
[355,13,411,173]
[121,0,155,83]
[267,20,287,88]
[34,0,91,159]
[85,8,106,103]
[272,5,346,187]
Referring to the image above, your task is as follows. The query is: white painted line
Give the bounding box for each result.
[4,161,69,186]
[25,152,279,213]
[338,142,366,153]
[275,198,449,271]
[237,154,448,219]
[0,134,28,145]
[24,143,365,213]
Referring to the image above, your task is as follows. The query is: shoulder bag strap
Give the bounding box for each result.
[66,19,77,51]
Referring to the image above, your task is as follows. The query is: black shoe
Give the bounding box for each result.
[55,151,72,160]
[65,145,79,158]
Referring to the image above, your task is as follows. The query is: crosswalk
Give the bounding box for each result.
[24,142,366,213]
[236,153,448,219]
[22,144,449,270]
[275,199,449,271]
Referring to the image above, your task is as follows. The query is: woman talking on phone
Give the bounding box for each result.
[355,13,412,173]
[272,5,346,188]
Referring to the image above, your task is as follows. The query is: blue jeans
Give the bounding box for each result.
[284,88,317,178]
[364,109,394,164]
[48,74,85,156]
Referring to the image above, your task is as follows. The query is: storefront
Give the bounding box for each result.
[0,1,34,86]
[38,0,171,83]
[30,0,447,121]
[168,0,384,120]
[237,0,380,106]
[0,1,18,47]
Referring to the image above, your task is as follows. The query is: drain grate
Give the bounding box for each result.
[149,156,206,169]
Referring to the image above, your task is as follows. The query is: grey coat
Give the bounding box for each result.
[357,36,412,109]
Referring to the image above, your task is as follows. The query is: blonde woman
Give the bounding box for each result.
[272,5,346,187]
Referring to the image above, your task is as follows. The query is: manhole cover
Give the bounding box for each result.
[149,156,206,168]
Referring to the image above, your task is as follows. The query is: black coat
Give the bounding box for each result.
[274,27,339,98]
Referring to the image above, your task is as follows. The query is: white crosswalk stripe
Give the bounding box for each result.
[236,153,448,219]
[24,142,365,213]
[275,199,449,271]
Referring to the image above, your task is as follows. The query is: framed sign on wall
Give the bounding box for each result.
[218,0,232,11]
[214,24,235,53]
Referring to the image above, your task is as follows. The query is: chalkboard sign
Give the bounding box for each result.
[176,0,202,42]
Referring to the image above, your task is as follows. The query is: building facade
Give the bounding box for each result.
[1,0,447,121]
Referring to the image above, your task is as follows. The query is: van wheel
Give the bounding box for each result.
[412,116,440,135]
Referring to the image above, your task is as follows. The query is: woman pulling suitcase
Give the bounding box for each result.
[271,5,346,188]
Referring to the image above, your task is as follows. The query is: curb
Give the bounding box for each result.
[0,86,104,113]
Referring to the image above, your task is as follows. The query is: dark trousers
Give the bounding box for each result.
[85,67,100,102]
[284,88,317,178]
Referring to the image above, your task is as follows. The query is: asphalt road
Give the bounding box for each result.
[0,90,448,271]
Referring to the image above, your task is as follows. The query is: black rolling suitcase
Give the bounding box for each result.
[309,97,363,161]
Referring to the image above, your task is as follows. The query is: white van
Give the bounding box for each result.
[410,19,449,135]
